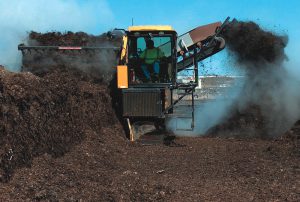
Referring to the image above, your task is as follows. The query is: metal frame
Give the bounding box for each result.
[18,45,119,50]
[18,45,120,54]
[162,46,201,131]
[167,18,230,130]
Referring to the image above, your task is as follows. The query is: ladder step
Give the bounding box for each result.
[166,113,193,118]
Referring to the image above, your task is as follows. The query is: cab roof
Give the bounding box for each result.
[128,25,175,32]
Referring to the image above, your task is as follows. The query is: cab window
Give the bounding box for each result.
[128,35,172,84]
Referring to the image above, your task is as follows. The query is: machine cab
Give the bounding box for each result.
[114,21,228,142]
[118,26,177,88]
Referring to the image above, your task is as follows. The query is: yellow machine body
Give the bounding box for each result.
[128,25,174,31]
[117,65,128,89]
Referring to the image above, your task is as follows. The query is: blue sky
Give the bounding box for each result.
[93,0,299,75]
[93,0,299,47]
[0,0,299,74]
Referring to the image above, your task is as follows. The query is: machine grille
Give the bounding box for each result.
[122,89,162,117]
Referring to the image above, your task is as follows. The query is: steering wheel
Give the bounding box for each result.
[129,48,142,60]
[137,48,142,55]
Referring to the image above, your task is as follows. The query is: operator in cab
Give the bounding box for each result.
[140,39,165,82]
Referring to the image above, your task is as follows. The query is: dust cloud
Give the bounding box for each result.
[209,19,299,137]
[0,0,113,71]
[168,19,299,138]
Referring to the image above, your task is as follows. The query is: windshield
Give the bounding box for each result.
[128,35,173,84]
[136,37,171,57]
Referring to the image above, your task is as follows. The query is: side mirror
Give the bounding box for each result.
[106,31,115,39]
[107,28,126,39]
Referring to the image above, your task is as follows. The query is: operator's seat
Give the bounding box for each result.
[158,58,171,83]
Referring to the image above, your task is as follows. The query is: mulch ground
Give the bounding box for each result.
[0,67,299,201]
[0,135,299,201]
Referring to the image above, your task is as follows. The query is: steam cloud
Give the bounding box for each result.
[210,20,300,137]
[209,20,300,138]
[20,31,121,82]
[0,0,113,71]
[168,20,300,138]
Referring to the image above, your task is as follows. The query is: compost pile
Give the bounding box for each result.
[284,120,300,139]
[0,66,125,182]
[28,31,119,46]
[221,20,287,65]
[206,104,266,138]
